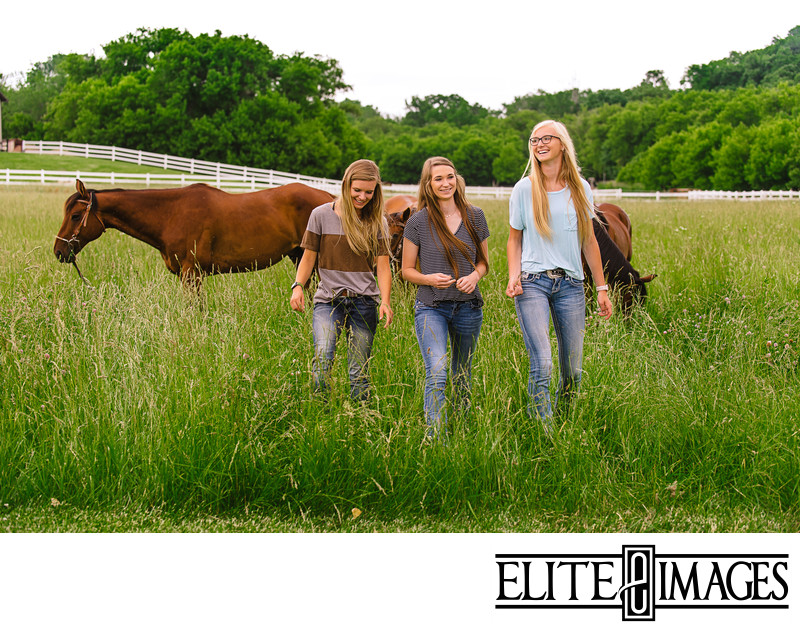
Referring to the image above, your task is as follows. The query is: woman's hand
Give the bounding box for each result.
[379,301,394,328]
[427,273,455,289]
[455,271,480,294]
[290,286,305,312]
[597,290,612,320]
[506,274,523,297]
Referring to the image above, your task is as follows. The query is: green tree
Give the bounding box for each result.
[403,94,490,127]
[492,142,527,185]
[683,25,800,89]
[744,118,798,189]
[711,125,755,190]
[452,134,496,185]
[670,122,728,189]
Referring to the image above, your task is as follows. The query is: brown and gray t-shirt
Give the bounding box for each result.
[301,202,389,304]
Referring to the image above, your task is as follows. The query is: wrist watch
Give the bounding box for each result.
[291,281,302,291]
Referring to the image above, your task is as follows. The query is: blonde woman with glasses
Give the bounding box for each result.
[506,120,612,433]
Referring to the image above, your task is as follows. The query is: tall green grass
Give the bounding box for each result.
[1,186,798,531]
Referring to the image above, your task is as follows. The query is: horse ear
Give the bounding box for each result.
[639,274,657,283]
[76,179,88,199]
[402,207,411,223]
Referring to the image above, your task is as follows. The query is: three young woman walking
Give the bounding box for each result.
[290,121,613,435]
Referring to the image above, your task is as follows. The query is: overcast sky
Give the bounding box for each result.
[3,1,800,117]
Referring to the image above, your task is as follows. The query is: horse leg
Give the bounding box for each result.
[177,262,207,310]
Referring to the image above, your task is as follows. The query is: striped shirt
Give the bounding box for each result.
[301,202,389,304]
[403,206,490,306]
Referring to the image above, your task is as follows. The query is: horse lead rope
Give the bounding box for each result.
[71,260,95,289]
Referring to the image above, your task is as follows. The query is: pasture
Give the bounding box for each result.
[1,185,798,532]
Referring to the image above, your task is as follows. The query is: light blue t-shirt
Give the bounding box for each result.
[509,177,594,279]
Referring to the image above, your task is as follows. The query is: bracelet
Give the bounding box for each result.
[596,285,609,292]
[291,281,302,291]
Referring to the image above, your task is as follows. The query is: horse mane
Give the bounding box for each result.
[592,218,641,286]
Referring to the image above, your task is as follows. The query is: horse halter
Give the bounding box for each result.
[55,191,106,252]
[55,190,104,288]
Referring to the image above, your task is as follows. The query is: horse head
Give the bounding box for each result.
[588,216,656,314]
[387,206,412,266]
[384,195,417,270]
[54,179,106,263]
[615,269,657,313]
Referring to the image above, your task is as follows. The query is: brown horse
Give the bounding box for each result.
[584,203,656,313]
[54,179,334,287]
[595,202,633,260]
[384,195,417,269]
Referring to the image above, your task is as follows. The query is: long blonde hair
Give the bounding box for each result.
[523,120,592,245]
[337,159,389,258]
[416,156,489,277]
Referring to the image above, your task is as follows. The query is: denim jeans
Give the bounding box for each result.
[514,272,586,424]
[312,296,378,400]
[413,300,483,436]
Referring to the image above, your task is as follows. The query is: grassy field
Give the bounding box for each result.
[1,184,798,532]
[0,152,185,174]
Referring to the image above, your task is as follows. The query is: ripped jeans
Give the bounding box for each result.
[312,296,378,400]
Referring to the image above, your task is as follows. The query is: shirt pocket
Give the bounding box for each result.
[564,209,578,232]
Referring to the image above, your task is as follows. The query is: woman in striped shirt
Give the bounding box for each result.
[290,159,393,400]
[402,156,490,438]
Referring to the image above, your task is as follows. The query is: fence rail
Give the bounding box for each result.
[8,140,800,201]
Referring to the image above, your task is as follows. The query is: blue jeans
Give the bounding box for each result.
[413,300,483,435]
[514,272,586,424]
[312,296,378,400]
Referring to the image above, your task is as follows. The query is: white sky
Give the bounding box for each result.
[2,0,799,117]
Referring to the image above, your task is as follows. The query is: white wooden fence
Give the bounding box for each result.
[6,140,800,201]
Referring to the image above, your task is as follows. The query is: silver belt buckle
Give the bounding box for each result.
[545,268,565,279]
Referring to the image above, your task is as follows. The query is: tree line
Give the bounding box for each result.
[2,26,799,189]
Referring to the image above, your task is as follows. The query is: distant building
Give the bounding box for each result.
[0,90,8,150]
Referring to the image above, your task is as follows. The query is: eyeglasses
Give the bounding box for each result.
[529,135,559,145]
